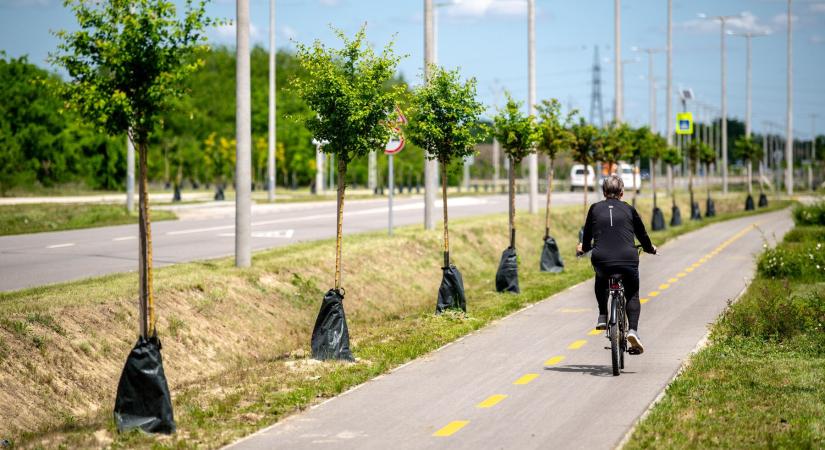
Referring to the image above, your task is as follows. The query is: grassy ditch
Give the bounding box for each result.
[626,201,825,449]
[0,194,788,448]
[0,203,177,236]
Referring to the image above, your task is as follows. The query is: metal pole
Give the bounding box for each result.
[527,0,538,213]
[785,0,794,195]
[423,0,436,230]
[235,0,252,268]
[721,18,729,194]
[614,0,622,123]
[647,50,654,132]
[745,34,752,138]
[666,0,673,147]
[267,0,276,202]
[388,154,394,235]
[315,143,324,195]
[126,132,134,212]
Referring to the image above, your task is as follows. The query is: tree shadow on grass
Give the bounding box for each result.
[544,364,637,377]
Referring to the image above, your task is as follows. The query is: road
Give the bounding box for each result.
[0,192,589,292]
[226,208,792,450]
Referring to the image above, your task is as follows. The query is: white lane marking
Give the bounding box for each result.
[113,236,136,241]
[46,243,75,249]
[167,199,489,236]
[217,229,295,239]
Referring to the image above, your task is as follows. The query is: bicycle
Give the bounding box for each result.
[606,272,628,376]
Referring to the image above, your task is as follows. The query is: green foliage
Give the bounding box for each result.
[50,0,215,145]
[662,145,682,168]
[600,121,634,167]
[757,241,825,280]
[686,140,712,173]
[405,65,487,165]
[535,99,575,161]
[699,140,715,167]
[293,26,404,165]
[734,136,763,165]
[635,126,665,162]
[569,119,600,166]
[784,226,825,243]
[793,202,825,226]
[492,93,539,163]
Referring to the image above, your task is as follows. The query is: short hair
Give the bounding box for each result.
[603,174,624,199]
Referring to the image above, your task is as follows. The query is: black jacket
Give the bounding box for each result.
[581,198,655,267]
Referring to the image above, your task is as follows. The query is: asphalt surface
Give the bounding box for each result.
[0,193,588,292]
[226,208,792,450]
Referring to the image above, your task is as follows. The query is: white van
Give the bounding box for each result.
[569,165,597,191]
[617,163,642,191]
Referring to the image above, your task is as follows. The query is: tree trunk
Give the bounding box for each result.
[651,158,657,208]
[706,163,711,199]
[544,157,554,238]
[689,161,694,207]
[669,164,676,207]
[334,155,347,290]
[509,156,516,249]
[138,141,154,339]
[582,164,588,223]
[441,159,450,268]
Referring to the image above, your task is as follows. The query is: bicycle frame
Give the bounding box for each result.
[607,276,628,376]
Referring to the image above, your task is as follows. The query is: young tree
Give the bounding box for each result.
[406,65,486,312]
[51,0,214,434]
[570,119,600,224]
[601,122,633,173]
[492,93,539,293]
[535,99,575,272]
[637,127,666,229]
[686,140,704,220]
[699,141,717,216]
[662,145,683,226]
[294,26,403,359]
[735,136,763,210]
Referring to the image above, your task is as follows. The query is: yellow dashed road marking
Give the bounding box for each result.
[558,307,591,313]
[659,283,670,290]
[544,355,566,366]
[433,421,469,437]
[685,267,694,272]
[648,291,660,297]
[677,272,687,277]
[640,298,650,304]
[513,374,539,385]
[477,394,508,408]
[691,263,701,268]
[568,340,587,350]
[668,277,679,283]
[588,328,603,336]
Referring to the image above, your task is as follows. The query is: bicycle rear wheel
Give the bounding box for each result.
[618,298,626,370]
[609,292,621,376]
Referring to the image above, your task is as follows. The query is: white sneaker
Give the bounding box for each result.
[627,330,644,355]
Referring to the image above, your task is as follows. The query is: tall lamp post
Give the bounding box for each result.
[699,13,739,194]
[728,30,769,138]
[527,0,538,213]
[785,0,794,195]
[235,0,251,267]
[267,0,276,203]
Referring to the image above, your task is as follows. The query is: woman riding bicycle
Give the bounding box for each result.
[576,174,657,354]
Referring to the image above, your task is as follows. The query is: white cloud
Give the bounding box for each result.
[771,12,798,29]
[447,0,526,19]
[319,0,340,5]
[811,34,825,44]
[680,11,771,35]
[212,22,261,42]
[280,25,297,41]
[810,3,825,13]
[0,0,50,6]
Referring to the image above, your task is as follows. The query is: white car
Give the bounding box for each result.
[617,162,642,192]
[569,165,597,191]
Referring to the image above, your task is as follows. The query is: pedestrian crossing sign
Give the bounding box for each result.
[676,112,694,135]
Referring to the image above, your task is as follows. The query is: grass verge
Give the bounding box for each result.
[0,203,177,236]
[625,201,825,450]
[0,194,789,449]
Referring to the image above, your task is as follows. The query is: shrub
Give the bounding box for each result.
[757,242,825,280]
[792,202,825,226]
[783,226,825,243]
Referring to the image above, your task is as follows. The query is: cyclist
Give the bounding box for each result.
[576,174,656,354]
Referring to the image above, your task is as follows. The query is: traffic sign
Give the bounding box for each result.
[676,112,694,135]
[385,106,407,155]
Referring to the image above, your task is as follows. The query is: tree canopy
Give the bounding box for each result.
[535,99,575,161]
[493,93,539,163]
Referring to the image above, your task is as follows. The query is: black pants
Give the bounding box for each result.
[593,264,641,331]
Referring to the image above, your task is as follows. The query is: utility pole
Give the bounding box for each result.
[666,0,673,193]
[126,133,134,212]
[614,0,623,123]
[267,0,276,202]
[730,31,768,138]
[785,0,794,195]
[235,0,252,268]
[423,0,435,230]
[527,0,538,213]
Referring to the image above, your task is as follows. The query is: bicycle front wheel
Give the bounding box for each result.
[610,294,621,376]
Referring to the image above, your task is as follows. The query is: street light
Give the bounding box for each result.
[728,30,770,138]
[267,0,276,202]
[698,12,740,194]
[785,0,794,196]
[632,47,665,134]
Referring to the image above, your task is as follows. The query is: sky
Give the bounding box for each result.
[1,0,824,138]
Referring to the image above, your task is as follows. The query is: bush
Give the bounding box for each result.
[717,279,825,341]
[783,226,825,243]
[757,242,825,280]
[792,202,825,226]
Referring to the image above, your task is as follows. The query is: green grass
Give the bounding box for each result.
[626,202,825,450]
[0,203,177,236]
[0,194,789,449]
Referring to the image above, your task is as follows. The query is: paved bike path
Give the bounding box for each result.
[228,209,793,450]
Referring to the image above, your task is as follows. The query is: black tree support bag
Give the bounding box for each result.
[745,194,755,211]
[311,289,354,361]
[706,198,716,217]
[436,264,467,313]
[540,236,564,273]
[670,205,682,226]
[651,207,666,231]
[758,193,768,207]
[113,334,175,434]
[496,247,520,293]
